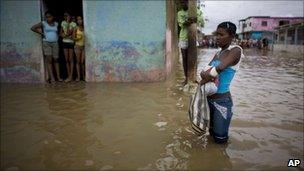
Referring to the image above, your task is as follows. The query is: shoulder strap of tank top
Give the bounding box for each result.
[228,45,244,71]
[216,47,230,59]
[228,45,243,54]
[213,50,221,60]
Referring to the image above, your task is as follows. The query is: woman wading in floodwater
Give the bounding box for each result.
[200,22,244,144]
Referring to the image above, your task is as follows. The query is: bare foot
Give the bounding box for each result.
[181,80,188,86]
[50,79,56,84]
[45,78,51,84]
[64,78,72,83]
[58,78,63,82]
[75,78,80,82]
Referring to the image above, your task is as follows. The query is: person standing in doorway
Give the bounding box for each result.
[61,12,77,82]
[178,0,204,86]
[31,11,62,83]
[73,16,85,82]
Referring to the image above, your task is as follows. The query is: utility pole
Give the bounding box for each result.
[187,0,197,82]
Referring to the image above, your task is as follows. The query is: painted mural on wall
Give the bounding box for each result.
[0,1,44,83]
[84,1,166,82]
[0,42,43,83]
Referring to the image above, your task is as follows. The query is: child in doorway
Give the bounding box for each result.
[60,12,77,82]
[73,16,85,82]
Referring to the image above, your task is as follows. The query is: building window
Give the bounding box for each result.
[279,20,290,26]
[278,30,285,43]
[297,27,304,45]
[287,28,295,44]
[261,21,267,26]
[249,22,251,27]
[279,35,284,42]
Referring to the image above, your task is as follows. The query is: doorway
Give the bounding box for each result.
[40,0,84,81]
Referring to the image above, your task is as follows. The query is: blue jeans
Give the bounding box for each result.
[207,96,233,144]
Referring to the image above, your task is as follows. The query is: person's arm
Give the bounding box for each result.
[60,21,67,38]
[184,20,191,26]
[60,27,66,38]
[187,10,204,27]
[178,11,191,27]
[200,47,241,84]
[67,23,74,36]
[73,28,81,41]
[199,53,217,84]
[56,22,60,35]
[215,47,241,73]
[31,22,43,37]
[72,28,77,40]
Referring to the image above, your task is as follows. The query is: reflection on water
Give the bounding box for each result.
[1,49,303,170]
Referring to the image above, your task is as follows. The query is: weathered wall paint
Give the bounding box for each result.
[83,0,166,82]
[0,0,44,83]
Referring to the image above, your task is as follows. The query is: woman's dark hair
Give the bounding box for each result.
[44,11,53,16]
[64,11,71,17]
[217,21,237,36]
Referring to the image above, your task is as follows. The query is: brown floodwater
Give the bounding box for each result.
[1,48,303,170]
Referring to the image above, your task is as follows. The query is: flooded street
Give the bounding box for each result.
[1,48,303,170]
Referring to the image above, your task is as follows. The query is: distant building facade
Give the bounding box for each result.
[274,22,304,53]
[238,16,304,44]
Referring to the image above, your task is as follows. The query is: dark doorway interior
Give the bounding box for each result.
[41,0,83,80]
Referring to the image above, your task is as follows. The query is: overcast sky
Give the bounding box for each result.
[202,1,304,34]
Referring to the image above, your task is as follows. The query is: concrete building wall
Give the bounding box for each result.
[251,18,277,31]
[83,1,167,82]
[244,17,304,32]
[276,24,304,44]
[0,0,44,83]
[1,1,177,83]
[243,18,254,32]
